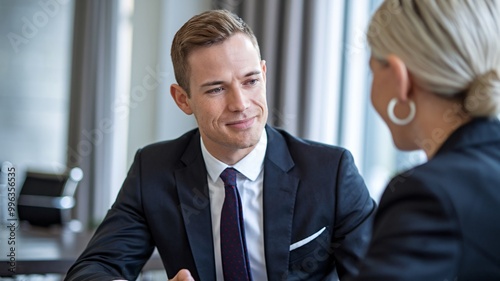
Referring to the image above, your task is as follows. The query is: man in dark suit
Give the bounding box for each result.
[65,10,375,281]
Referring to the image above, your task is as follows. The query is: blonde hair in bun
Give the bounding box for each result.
[465,69,500,117]
[367,0,500,117]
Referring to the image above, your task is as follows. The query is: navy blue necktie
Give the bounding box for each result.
[220,168,252,281]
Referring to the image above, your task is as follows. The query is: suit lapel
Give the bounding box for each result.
[175,133,216,281]
[263,126,299,280]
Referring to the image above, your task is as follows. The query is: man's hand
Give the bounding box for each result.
[169,269,194,281]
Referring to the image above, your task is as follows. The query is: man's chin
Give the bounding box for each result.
[228,139,257,149]
[223,126,264,149]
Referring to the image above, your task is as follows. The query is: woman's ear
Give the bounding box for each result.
[170,84,193,115]
[386,54,412,101]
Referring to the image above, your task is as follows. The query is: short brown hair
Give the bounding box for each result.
[171,9,261,95]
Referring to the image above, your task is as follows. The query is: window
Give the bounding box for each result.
[0,0,74,172]
[332,0,425,201]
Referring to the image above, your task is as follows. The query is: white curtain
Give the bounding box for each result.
[67,0,132,228]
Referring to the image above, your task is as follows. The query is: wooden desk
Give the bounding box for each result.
[0,226,164,276]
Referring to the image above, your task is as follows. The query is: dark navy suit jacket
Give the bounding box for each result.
[350,118,500,280]
[65,126,375,281]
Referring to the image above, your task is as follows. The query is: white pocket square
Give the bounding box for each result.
[289,227,326,251]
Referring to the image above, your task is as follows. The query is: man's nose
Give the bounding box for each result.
[227,87,249,111]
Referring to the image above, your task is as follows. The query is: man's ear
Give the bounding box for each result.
[261,60,267,83]
[170,84,193,115]
[386,55,412,102]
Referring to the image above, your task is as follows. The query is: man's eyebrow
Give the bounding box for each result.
[199,71,262,88]
[200,80,224,88]
[244,70,261,77]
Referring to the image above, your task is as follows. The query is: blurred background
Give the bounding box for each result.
[0,0,425,279]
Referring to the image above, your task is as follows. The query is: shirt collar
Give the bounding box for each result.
[201,128,267,183]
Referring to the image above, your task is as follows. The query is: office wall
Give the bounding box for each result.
[0,0,74,171]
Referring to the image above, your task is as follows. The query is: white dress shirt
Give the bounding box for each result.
[201,130,268,281]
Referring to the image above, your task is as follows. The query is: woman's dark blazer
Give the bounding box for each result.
[351,118,500,280]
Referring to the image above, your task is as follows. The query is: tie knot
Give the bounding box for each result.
[220,168,237,187]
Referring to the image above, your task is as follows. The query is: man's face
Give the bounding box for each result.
[173,33,268,164]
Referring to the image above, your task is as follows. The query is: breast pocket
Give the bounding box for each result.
[289,226,334,265]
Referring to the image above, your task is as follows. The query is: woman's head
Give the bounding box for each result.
[368,0,500,118]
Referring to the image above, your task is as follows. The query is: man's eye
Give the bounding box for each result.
[207,87,223,94]
[246,79,258,85]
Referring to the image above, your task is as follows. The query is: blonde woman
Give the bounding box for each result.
[351,0,500,280]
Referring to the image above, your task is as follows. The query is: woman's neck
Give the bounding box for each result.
[414,93,471,159]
